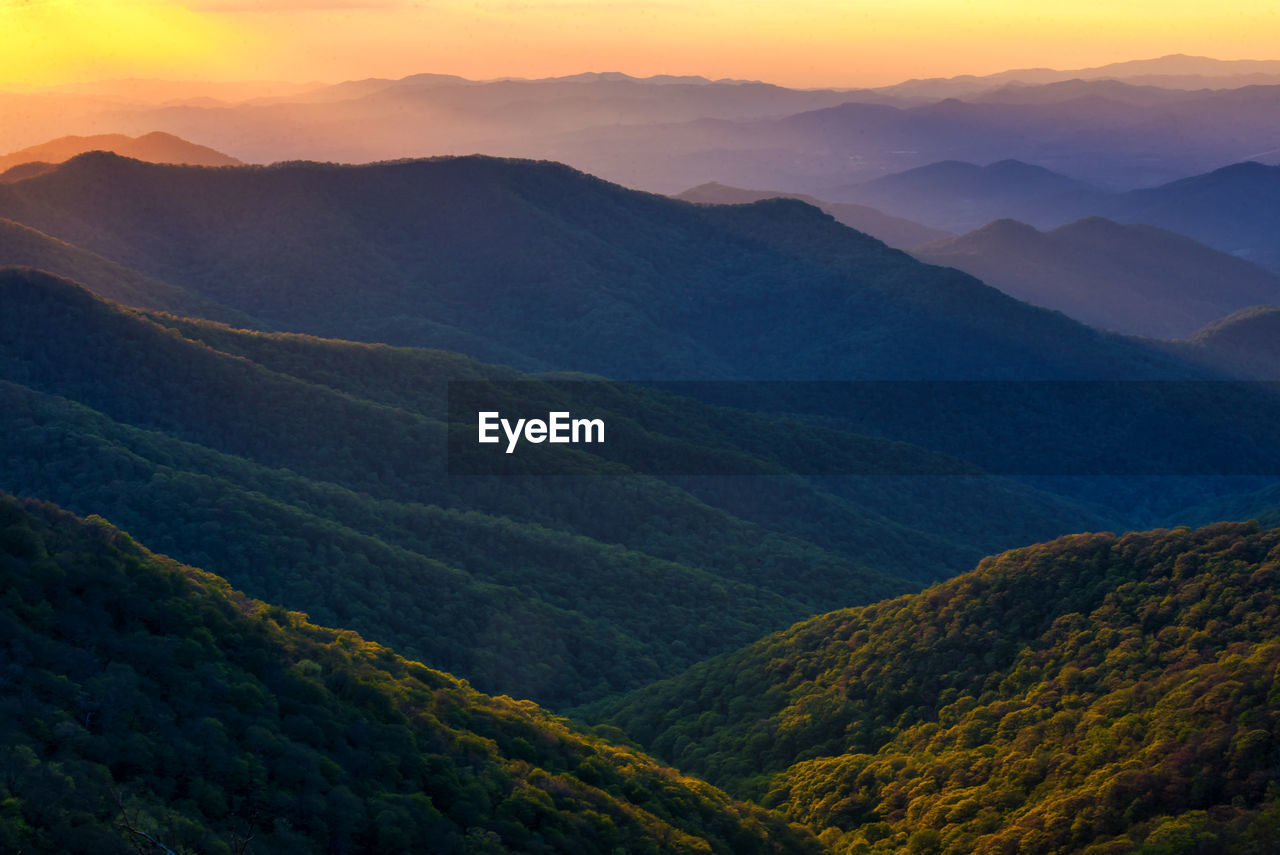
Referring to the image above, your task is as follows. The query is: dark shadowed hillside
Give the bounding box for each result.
[0,492,816,855]
[6,268,1152,708]
[0,217,253,324]
[0,153,1199,381]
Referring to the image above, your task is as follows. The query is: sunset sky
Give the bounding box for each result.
[2,0,1278,90]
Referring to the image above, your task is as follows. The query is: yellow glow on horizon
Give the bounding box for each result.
[0,0,238,88]
[1,0,1278,90]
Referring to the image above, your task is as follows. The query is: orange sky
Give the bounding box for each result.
[1,0,1278,90]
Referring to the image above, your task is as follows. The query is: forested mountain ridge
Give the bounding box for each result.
[0,492,817,855]
[0,267,902,707]
[593,523,1280,853]
[1185,306,1280,378]
[3,267,1133,708]
[0,152,1199,380]
[0,216,254,324]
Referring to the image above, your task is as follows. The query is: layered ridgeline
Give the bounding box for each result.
[0,217,253,324]
[833,160,1095,234]
[0,152,1196,380]
[912,217,1280,338]
[594,523,1280,853]
[0,131,241,177]
[0,493,815,855]
[673,182,950,250]
[2,268,1126,708]
[846,160,1280,278]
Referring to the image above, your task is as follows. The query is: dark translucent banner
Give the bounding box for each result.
[446,380,1280,476]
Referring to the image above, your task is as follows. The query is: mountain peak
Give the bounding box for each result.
[1211,160,1277,178]
[970,217,1043,240]
[0,132,241,173]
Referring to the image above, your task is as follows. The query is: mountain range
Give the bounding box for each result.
[4,154,1279,521]
[833,159,1095,233]
[0,152,1200,381]
[912,217,1280,338]
[866,54,1280,101]
[674,182,950,249]
[12,266,1163,710]
[4,57,1280,854]
[0,131,239,180]
[818,157,1280,277]
[5,56,1280,197]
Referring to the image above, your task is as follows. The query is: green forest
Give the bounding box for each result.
[5,266,1149,707]
[596,524,1280,853]
[2,153,1280,854]
[0,493,816,854]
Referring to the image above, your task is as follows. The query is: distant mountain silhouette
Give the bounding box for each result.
[7,64,1280,194]
[870,54,1280,100]
[914,217,1280,337]
[970,78,1200,106]
[0,152,1196,382]
[835,159,1096,232]
[0,161,56,182]
[553,85,1280,193]
[675,181,950,248]
[1096,161,1280,274]
[0,131,240,172]
[93,74,859,169]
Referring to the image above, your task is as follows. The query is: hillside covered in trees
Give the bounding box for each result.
[0,492,817,854]
[0,153,1199,381]
[6,267,1145,709]
[594,523,1280,853]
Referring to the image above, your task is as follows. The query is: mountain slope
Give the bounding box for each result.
[0,492,816,855]
[1185,306,1280,377]
[4,267,1142,708]
[913,217,1280,337]
[0,131,240,172]
[836,159,1096,232]
[594,523,1280,853]
[1099,161,1280,274]
[0,217,253,324]
[0,267,923,707]
[675,182,950,249]
[0,153,1198,381]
